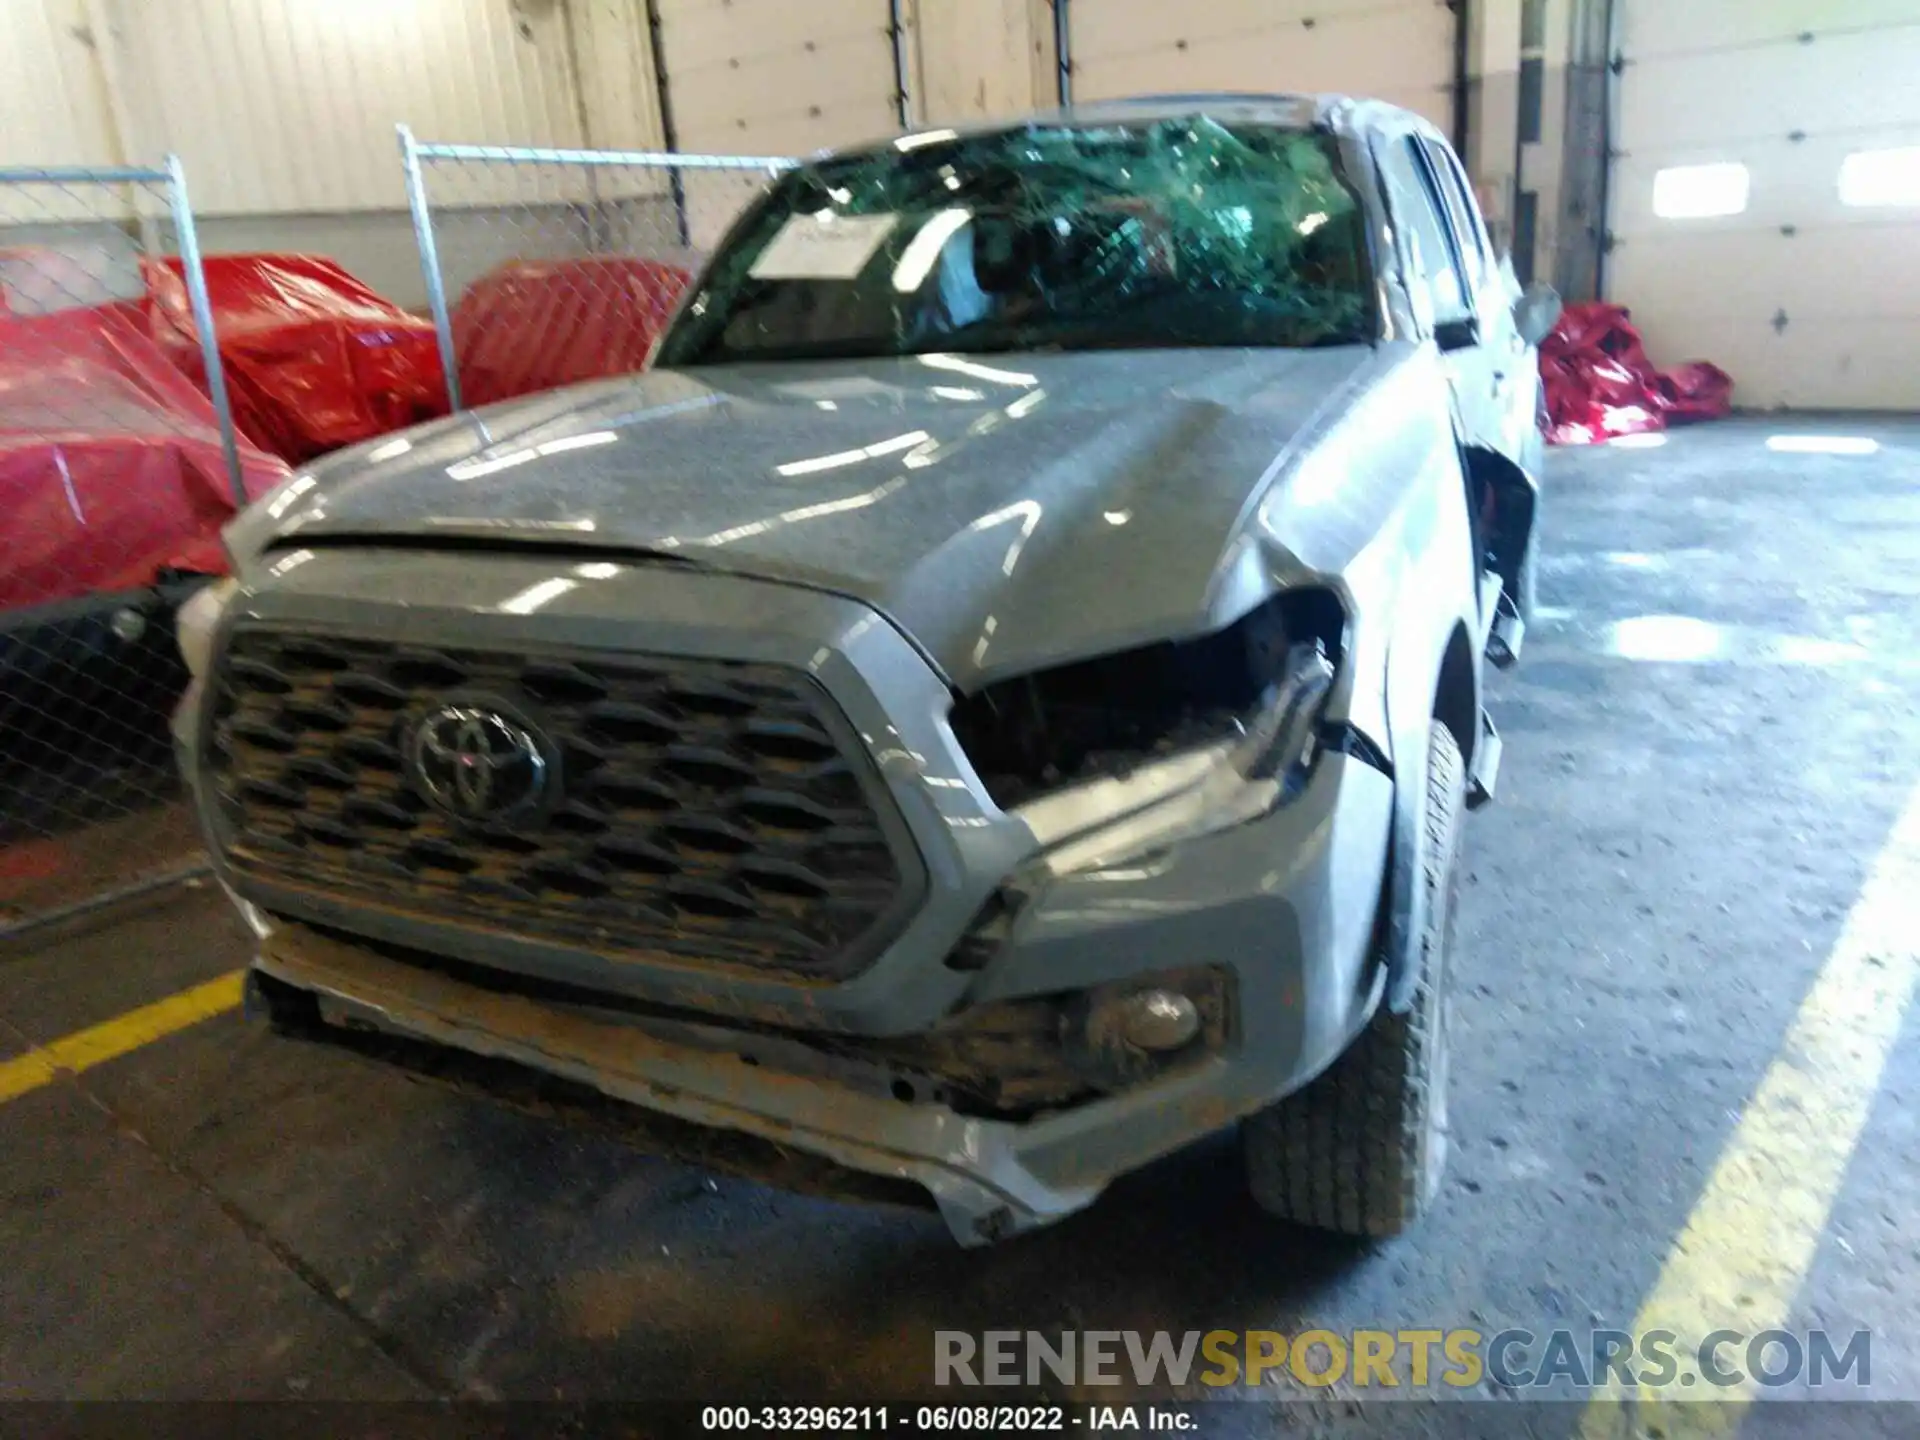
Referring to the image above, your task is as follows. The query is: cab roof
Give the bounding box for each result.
[810,92,1449,166]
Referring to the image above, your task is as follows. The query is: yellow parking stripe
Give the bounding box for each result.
[0,971,245,1106]
[1581,783,1920,1438]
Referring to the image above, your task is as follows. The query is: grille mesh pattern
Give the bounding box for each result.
[206,628,918,980]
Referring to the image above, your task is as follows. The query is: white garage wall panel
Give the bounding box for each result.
[653,0,901,156]
[0,0,121,170]
[115,0,589,214]
[1068,0,1460,133]
[1609,0,1920,411]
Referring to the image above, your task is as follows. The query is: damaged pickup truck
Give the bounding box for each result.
[173,95,1560,1245]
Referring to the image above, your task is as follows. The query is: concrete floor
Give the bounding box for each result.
[3,417,1918,1427]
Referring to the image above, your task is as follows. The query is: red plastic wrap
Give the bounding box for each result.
[1540,302,1734,446]
[0,308,290,611]
[1655,361,1736,423]
[452,257,693,408]
[144,253,449,463]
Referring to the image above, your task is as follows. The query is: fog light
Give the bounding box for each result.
[1118,990,1200,1052]
[110,606,146,643]
[1066,967,1231,1094]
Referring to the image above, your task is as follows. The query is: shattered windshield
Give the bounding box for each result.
[655,118,1374,366]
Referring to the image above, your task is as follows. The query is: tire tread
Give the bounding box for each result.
[1244,719,1466,1237]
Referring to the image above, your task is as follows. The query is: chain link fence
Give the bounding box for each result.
[398,128,793,411]
[0,161,264,936]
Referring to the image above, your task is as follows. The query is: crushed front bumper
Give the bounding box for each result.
[247,747,1394,1246]
[188,550,1398,1243]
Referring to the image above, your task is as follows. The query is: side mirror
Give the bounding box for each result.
[1434,316,1481,352]
[1513,281,1564,347]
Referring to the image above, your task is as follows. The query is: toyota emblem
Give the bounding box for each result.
[408,705,549,821]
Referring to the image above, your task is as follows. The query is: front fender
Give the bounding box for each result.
[1379,446,1481,1014]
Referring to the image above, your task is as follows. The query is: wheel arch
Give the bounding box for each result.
[1380,615,1480,1017]
[1461,441,1542,621]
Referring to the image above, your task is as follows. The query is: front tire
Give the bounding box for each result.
[1242,719,1466,1237]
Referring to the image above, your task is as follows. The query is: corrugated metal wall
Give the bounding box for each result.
[113,0,588,212]
[0,0,121,168]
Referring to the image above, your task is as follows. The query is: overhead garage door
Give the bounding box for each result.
[1609,1,1920,410]
[652,0,901,155]
[1068,0,1461,134]
[647,0,902,246]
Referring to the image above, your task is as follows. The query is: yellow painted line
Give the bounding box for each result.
[0,970,245,1107]
[1580,782,1920,1439]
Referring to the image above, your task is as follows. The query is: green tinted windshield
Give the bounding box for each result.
[655,118,1375,366]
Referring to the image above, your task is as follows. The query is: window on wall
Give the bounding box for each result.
[1839,147,1920,207]
[1652,163,1751,219]
[1512,191,1540,285]
[1520,0,1548,51]
[1518,58,1545,145]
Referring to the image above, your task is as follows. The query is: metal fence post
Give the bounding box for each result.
[1054,0,1072,106]
[889,0,914,129]
[1,161,248,933]
[163,154,247,509]
[399,123,464,412]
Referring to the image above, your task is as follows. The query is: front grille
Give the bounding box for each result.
[205,626,923,981]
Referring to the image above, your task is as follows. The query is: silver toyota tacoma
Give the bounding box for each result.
[174,96,1560,1246]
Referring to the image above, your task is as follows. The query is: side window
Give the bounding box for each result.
[1375,137,1472,327]
[1421,138,1495,295]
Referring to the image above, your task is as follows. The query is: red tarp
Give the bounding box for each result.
[1540,302,1734,446]
[453,257,693,408]
[144,253,449,463]
[0,308,290,611]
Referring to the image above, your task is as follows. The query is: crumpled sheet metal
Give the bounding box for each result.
[0,308,289,610]
[1540,302,1733,446]
[453,256,695,408]
[144,253,449,464]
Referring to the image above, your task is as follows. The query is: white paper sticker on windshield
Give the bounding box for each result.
[749,213,899,280]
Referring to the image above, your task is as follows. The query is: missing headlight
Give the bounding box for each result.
[949,588,1345,810]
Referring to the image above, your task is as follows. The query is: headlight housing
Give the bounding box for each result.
[948,588,1344,815]
[176,576,238,681]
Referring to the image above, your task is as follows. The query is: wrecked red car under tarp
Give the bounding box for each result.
[452,256,693,408]
[1,308,294,809]
[145,253,449,464]
[1,307,289,610]
[1540,301,1734,446]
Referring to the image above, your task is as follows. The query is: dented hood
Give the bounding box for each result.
[247,348,1381,687]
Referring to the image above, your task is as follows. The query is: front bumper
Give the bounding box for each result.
[244,744,1393,1246]
[180,547,1396,1242]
